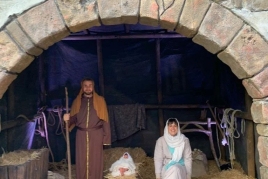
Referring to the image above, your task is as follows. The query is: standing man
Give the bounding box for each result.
[64,78,111,179]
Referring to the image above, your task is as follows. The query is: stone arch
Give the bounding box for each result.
[1,0,268,177]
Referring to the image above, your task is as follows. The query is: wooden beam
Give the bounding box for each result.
[7,83,15,151]
[156,39,164,136]
[97,39,105,96]
[145,104,217,109]
[7,84,15,120]
[63,33,185,40]
[38,55,46,105]
[244,92,255,178]
[1,116,35,131]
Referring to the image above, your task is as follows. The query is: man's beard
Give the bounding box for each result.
[84,91,93,95]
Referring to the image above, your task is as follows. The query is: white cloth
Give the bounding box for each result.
[154,118,192,179]
[163,164,187,179]
[163,118,186,163]
[109,152,136,177]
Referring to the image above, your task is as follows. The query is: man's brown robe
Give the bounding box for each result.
[70,96,111,179]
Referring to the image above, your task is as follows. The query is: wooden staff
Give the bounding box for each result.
[65,87,72,179]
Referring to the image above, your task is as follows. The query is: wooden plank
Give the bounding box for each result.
[97,39,105,96]
[0,165,8,179]
[43,149,49,179]
[29,159,35,179]
[16,163,27,179]
[7,165,17,179]
[25,161,31,179]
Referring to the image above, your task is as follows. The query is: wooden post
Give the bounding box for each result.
[7,84,15,120]
[156,39,164,135]
[7,83,15,151]
[244,91,255,178]
[38,55,46,105]
[97,39,105,96]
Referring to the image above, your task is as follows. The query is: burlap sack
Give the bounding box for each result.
[191,149,208,177]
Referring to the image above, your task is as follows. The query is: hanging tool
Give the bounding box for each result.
[206,100,228,146]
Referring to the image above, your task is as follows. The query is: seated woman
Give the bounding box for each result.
[109,152,136,177]
[154,118,192,179]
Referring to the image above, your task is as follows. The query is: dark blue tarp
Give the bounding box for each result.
[40,38,244,109]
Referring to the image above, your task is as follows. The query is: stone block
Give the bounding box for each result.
[176,0,210,38]
[242,67,268,99]
[121,0,139,24]
[17,0,69,50]
[256,124,268,136]
[0,31,34,73]
[251,100,268,124]
[98,0,121,25]
[158,0,184,30]
[98,0,139,25]
[258,136,268,167]
[260,165,268,179]
[56,0,100,32]
[0,71,17,99]
[139,0,159,27]
[6,20,43,56]
[218,25,268,79]
[193,2,243,54]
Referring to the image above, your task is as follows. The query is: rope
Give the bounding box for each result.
[47,106,66,141]
[35,107,55,162]
[221,108,241,168]
[34,106,69,163]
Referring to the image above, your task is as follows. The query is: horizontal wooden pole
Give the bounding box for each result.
[180,121,216,125]
[145,104,217,109]
[1,115,35,131]
[219,109,252,121]
[63,33,185,40]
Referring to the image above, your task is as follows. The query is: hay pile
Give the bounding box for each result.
[192,160,255,179]
[138,157,155,179]
[50,163,76,179]
[0,148,46,166]
[50,147,256,179]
